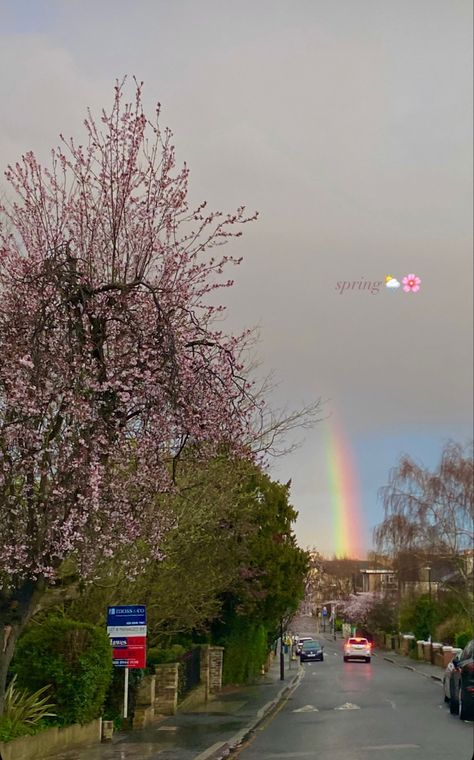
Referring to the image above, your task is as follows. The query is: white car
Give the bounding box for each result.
[343,637,372,663]
[295,636,313,655]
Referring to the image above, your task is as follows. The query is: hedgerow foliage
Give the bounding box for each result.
[12,617,112,725]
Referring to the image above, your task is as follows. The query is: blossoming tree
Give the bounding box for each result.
[0,82,258,709]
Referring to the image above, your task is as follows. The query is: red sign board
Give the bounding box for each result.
[112,636,146,669]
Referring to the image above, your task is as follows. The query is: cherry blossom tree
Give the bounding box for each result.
[339,592,380,628]
[0,81,259,709]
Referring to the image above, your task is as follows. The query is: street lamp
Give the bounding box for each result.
[424,566,433,663]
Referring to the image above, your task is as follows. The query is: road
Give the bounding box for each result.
[234,620,473,760]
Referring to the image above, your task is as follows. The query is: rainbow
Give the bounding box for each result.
[326,415,365,558]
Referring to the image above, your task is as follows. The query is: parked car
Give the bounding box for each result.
[449,639,474,721]
[295,636,314,655]
[300,639,324,662]
[343,637,371,663]
[443,653,459,703]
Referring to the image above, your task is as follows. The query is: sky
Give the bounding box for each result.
[0,0,472,556]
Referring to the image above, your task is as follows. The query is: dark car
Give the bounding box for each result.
[295,636,313,655]
[449,639,474,721]
[300,639,324,662]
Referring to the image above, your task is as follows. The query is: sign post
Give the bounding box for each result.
[123,667,129,719]
[107,606,147,720]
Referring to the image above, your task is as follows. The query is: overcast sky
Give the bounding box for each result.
[1,0,472,556]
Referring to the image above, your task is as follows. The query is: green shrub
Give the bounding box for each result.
[0,675,56,742]
[456,631,473,650]
[3,675,56,725]
[102,667,144,728]
[220,617,268,685]
[400,596,438,642]
[12,617,112,726]
[146,645,186,669]
[435,616,472,646]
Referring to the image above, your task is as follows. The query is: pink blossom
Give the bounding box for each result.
[0,80,259,586]
[402,273,421,293]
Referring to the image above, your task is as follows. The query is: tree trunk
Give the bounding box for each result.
[0,578,47,715]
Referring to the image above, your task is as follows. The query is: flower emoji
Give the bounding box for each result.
[402,273,421,293]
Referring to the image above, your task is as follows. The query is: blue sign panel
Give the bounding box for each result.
[107,605,147,627]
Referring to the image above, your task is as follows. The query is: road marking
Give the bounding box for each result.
[385,698,397,710]
[293,705,319,713]
[362,744,419,750]
[335,702,360,710]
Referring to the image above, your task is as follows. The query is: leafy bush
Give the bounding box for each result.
[219,617,268,685]
[400,596,438,642]
[0,676,56,742]
[146,645,186,669]
[456,631,473,650]
[102,666,144,728]
[435,616,472,646]
[12,617,112,725]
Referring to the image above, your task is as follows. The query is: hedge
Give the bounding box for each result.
[12,617,112,725]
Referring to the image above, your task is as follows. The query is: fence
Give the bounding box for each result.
[178,647,201,701]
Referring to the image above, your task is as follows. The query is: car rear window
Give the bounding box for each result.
[303,640,320,649]
[348,638,368,645]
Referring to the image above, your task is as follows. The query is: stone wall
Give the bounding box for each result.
[199,645,224,700]
[155,663,179,715]
[0,719,102,760]
[208,647,224,694]
[134,674,156,728]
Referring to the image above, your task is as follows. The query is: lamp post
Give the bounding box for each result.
[280,619,285,681]
[425,566,433,663]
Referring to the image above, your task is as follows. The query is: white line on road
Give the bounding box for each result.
[384,698,397,710]
[334,702,360,710]
[292,705,319,712]
[362,745,420,750]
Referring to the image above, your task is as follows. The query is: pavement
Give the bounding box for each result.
[375,646,444,682]
[46,656,303,760]
[46,632,448,760]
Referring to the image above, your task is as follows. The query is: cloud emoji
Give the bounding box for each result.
[385,276,400,289]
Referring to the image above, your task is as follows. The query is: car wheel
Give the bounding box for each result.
[450,685,459,715]
[365,657,371,663]
[459,690,473,721]
[343,656,348,662]
[443,679,450,703]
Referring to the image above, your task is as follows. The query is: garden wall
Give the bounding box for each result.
[0,718,102,760]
